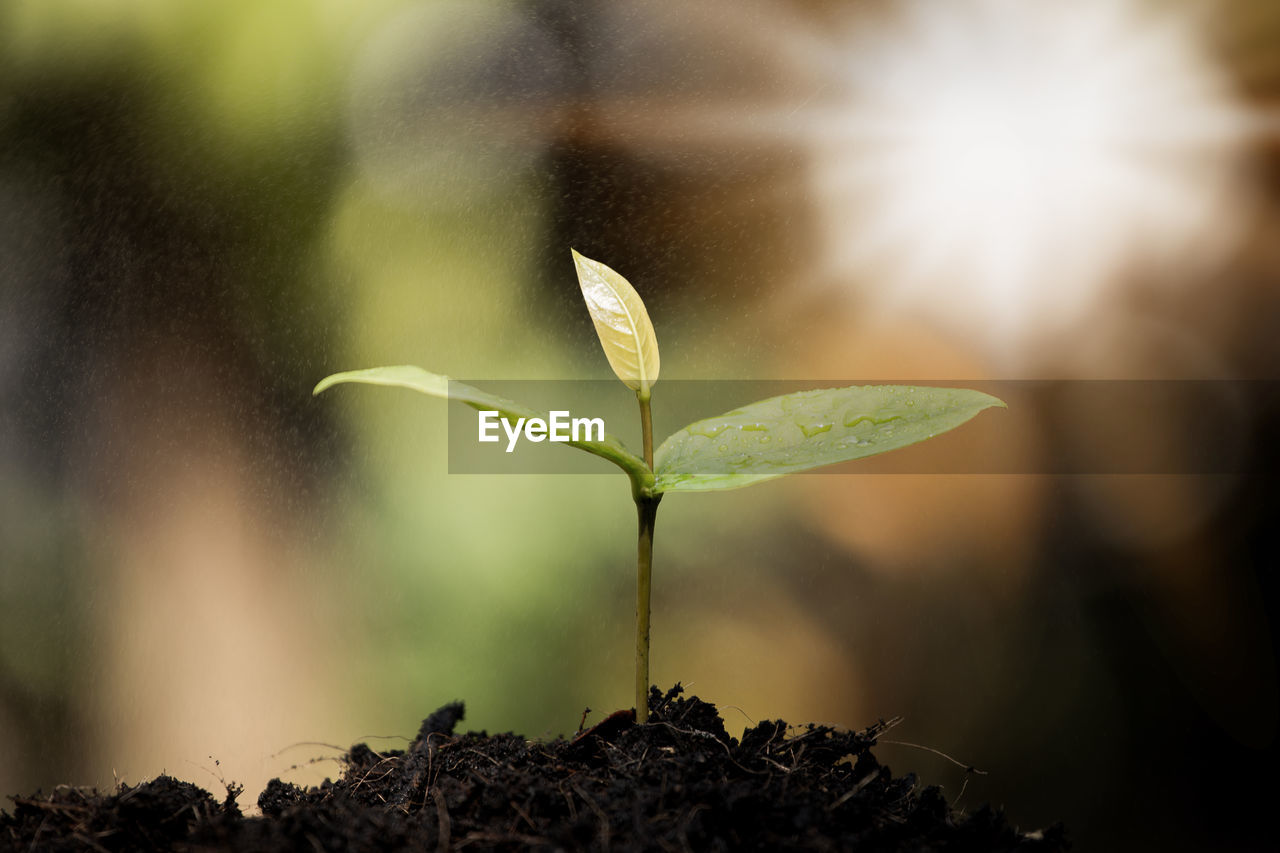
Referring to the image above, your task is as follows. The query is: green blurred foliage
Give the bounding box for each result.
[0,0,781,766]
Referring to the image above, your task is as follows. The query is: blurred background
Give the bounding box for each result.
[1,0,1277,849]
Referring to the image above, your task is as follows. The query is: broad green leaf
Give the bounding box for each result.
[653,385,1004,493]
[572,250,660,394]
[314,365,653,488]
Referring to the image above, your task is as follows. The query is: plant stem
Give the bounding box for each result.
[634,387,658,724]
[638,390,654,470]
[634,494,660,724]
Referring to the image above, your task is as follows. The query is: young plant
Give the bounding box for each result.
[315,251,1004,723]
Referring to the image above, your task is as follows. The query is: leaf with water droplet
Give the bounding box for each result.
[799,421,834,438]
[572,251,660,395]
[652,385,1004,492]
[313,365,651,485]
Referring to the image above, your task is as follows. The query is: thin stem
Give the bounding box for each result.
[634,387,658,724]
[637,390,654,470]
[634,495,660,724]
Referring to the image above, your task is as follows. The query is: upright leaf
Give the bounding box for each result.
[314,365,653,488]
[572,250,660,394]
[653,385,1004,492]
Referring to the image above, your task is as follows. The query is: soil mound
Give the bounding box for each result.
[3,685,1066,851]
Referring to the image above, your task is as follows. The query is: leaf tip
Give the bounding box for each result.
[570,248,600,276]
[313,374,340,397]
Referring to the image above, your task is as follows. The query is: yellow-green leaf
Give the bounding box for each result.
[313,365,653,490]
[653,385,1005,492]
[572,250,660,394]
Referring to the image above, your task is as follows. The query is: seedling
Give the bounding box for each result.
[315,251,1004,723]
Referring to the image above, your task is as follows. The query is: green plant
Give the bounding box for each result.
[315,251,1004,723]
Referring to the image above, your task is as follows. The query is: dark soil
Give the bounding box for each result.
[3,685,1066,852]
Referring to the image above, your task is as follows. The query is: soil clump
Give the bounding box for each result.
[3,685,1066,851]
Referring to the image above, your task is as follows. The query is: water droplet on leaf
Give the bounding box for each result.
[691,423,729,439]
[799,421,834,438]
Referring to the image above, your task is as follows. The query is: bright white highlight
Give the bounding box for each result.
[807,0,1254,361]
